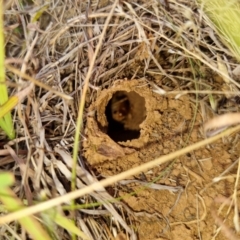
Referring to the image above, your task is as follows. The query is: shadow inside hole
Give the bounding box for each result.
[105,91,142,142]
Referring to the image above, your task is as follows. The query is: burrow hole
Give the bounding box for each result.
[105,90,146,142]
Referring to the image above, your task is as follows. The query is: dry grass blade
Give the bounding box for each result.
[72,0,119,189]
[203,113,240,136]
[1,125,240,224]
[55,147,136,238]
[6,65,72,101]
[170,194,207,226]
[211,208,239,240]
[232,157,240,232]
[3,0,240,239]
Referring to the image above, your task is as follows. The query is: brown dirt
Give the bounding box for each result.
[83,79,240,240]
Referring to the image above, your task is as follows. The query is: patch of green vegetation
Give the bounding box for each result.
[0,1,15,139]
[199,0,240,61]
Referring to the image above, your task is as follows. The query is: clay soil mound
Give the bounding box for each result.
[83,79,240,240]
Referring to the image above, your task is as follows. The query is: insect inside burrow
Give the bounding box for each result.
[110,92,131,123]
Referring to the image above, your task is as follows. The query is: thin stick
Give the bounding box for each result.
[5,65,72,101]
[0,124,240,224]
[71,0,119,190]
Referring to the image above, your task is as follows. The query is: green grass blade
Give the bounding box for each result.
[0,96,18,138]
[0,0,15,139]
[0,173,15,188]
[0,96,18,119]
[0,187,52,240]
[54,212,90,239]
[198,0,240,61]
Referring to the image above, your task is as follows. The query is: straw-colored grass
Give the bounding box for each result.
[1,0,240,239]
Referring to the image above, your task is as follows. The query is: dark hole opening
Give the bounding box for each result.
[105,91,145,142]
